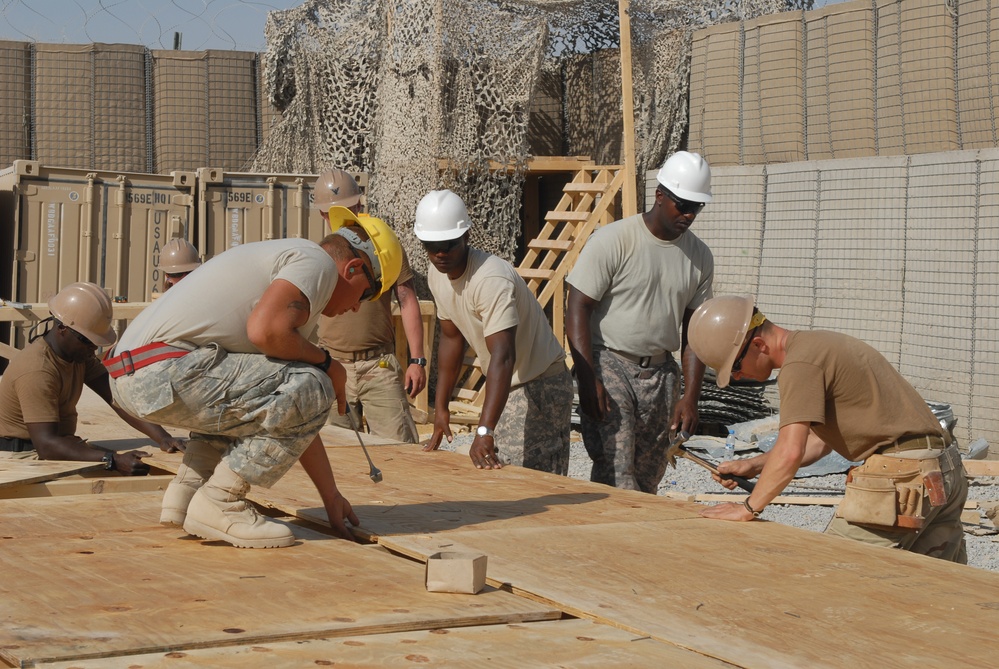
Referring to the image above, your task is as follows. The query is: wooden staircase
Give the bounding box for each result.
[447,164,625,423]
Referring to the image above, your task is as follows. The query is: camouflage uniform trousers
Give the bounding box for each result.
[824,445,969,563]
[109,345,332,488]
[580,349,680,493]
[494,363,573,476]
[326,353,419,444]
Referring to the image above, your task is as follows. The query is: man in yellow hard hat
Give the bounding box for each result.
[312,168,425,443]
[106,224,403,549]
[0,282,186,474]
[689,295,967,563]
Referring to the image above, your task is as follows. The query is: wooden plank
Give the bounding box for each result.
[0,459,104,488]
[617,0,638,217]
[527,238,574,251]
[562,182,611,194]
[0,474,171,499]
[36,618,732,669]
[147,446,701,542]
[380,520,999,669]
[694,493,981,510]
[964,460,999,477]
[544,210,589,222]
[0,493,560,667]
[517,268,556,281]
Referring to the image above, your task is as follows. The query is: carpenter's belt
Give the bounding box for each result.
[600,347,672,369]
[0,436,34,452]
[326,345,393,363]
[103,342,190,379]
[879,434,949,454]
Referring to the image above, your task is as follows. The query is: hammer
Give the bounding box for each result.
[665,430,756,493]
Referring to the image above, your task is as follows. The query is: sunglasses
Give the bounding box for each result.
[661,189,705,216]
[347,247,381,301]
[421,238,462,254]
[730,326,759,375]
[61,323,94,347]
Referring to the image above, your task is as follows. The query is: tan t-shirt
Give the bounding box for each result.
[429,247,565,386]
[567,214,713,356]
[777,330,947,461]
[318,248,415,353]
[0,338,106,439]
[117,239,338,353]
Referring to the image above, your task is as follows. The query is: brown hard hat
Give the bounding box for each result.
[313,168,361,210]
[158,238,201,274]
[48,282,117,347]
[687,295,755,389]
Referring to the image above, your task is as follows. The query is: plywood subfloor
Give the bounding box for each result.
[33,618,735,668]
[0,493,560,668]
[0,460,103,488]
[380,522,999,669]
[146,445,701,542]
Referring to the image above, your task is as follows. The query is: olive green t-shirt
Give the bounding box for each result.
[777,330,946,461]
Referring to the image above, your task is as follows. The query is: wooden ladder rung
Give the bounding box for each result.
[527,239,573,251]
[518,268,555,280]
[563,183,610,194]
[544,210,589,223]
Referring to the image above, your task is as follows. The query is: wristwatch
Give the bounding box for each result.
[743,498,761,518]
[315,349,333,373]
[408,357,427,367]
[476,425,494,438]
[101,452,115,471]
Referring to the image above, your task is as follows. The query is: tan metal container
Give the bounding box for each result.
[195,168,368,262]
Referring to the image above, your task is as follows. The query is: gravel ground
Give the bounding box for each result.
[440,427,999,573]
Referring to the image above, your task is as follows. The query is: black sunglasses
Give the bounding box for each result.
[59,322,94,347]
[730,326,759,375]
[660,188,705,216]
[421,237,462,254]
[347,246,381,301]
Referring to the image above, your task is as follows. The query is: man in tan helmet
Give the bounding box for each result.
[688,295,967,563]
[566,151,714,493]
[0,282,186,474]
[155,238,201,295]
[312,168,425,444]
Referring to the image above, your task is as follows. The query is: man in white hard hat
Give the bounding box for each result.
[566,150,714,493]
[0,282,186,474]
[312,168,425,443]
[155,238,201,295]
[415,189,572,473]
[689,295,967,563]
[106,222,404,549]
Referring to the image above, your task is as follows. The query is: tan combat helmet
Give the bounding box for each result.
[313,168,362,211]
[48,282,117,347]
[158,238,201,274]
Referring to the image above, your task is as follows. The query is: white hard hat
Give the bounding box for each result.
[656,151,712,203]
[414,189,471,242]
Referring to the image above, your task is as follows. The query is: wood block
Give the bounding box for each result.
[0,474,171,499]
[963,460,999,477]
[0,459,104,488]
[0,493,559,667]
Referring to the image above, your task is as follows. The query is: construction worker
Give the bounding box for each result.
[313,169,425,443]
[156,238,201,294]
[566,151,714,493]
[105,222,403,548]
[0,282,186,473]
[689,295,967,563]
[416,189,572,473]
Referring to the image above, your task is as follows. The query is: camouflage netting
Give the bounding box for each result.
[250,0,806,277]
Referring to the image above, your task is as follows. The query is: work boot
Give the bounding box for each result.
[160,439,225,526]
[182,460,295,549]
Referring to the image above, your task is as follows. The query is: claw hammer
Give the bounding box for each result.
[666,430,756,493]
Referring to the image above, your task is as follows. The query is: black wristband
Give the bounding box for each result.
[408,357,427,367]
[102,451,115,471]
[315,349,333,373]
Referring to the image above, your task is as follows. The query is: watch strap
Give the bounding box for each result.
[408,357,427,366]
[743,498,761,518]
[315,350,333,373]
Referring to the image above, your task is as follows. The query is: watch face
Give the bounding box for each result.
[476,426,490,437]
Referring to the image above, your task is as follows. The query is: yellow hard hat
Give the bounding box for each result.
[327,206,402,301]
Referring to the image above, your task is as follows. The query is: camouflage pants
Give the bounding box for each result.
[825,445,968,563]
[326,353,419,444]
[580,349,680,493]
[494,363,573,475]
[109,345,332,488]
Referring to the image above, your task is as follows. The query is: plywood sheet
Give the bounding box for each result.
[0,459,102,488]
[381,520,999,669]
[35,618,733,669]
[147,444,701,542]
[0,493,559,667]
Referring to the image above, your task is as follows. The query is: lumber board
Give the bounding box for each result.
[0,459,104,488]
[0,493,560,667]
[146,445,701,542]
[963,460,999,477]
[34,618,733,668]
[380,521,999,669]
[0,474,171,499]
[694,493,981,509]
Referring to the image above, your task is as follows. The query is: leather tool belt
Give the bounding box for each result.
[103,342,190,378]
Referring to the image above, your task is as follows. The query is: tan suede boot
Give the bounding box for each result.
[160,440,225,526]
[182,461,295,548]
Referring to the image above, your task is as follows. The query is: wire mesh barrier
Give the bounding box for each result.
[686,148,999,447]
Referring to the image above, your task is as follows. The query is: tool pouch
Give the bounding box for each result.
[836,454,931,530]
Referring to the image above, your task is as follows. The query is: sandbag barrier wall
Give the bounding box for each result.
[689,0,999,166]
[650,148,999,448]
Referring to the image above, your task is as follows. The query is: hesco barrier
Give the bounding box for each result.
[196,169,368,262]
[0,161,197,311]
